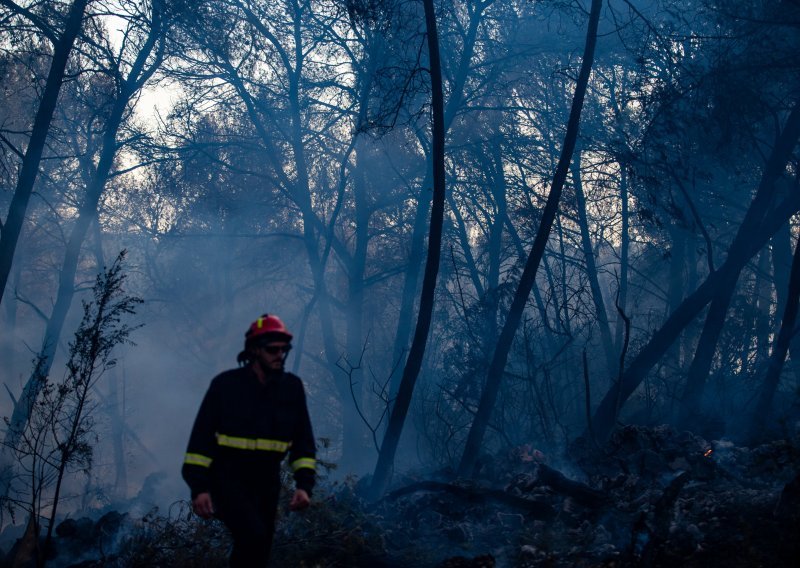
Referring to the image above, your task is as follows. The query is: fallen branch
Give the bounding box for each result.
[535,464,607,508]
[385,481,555,520]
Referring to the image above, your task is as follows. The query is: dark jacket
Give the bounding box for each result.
[182,366,316,499]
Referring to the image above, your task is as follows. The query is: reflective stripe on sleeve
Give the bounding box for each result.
[216,433,292,453]
[290,457,316,472]
[184,453,213,468]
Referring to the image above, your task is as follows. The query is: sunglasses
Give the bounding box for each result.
[261,345,291,355]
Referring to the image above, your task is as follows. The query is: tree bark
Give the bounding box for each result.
[457,0,603,477]
[749,232,800,441]
[572,146,617,377]
[0,0,89,307]
[614,164,630,354]
[389,0,491,386]
[678,266,738,424]
[369,0,446,499]
[772,222,800,387]
[389,166,432,386]
[753,249,773,368]
[343,133,371,467]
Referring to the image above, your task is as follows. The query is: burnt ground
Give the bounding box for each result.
[3,425,799,567]
[271,425,800,567]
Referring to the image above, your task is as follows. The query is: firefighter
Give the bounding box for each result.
[182,314,316,566]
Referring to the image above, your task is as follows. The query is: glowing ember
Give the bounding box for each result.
[704,449,713,458]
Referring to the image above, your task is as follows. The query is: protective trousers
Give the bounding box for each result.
[215,481,281,567]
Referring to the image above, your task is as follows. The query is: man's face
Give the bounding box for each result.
[255,341,290,371]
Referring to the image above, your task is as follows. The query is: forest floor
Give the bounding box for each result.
[3,424,799,567]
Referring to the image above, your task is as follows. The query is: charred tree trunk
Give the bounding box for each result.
[389,0,488,393]
[369,0,446,499]
[771,222,800,387]
[486,142,507,311]
[749,232,800,441]
[11,514,40,568]
[1,255,22,374]
[108,369,128,500]
[678,267,738,426]
[615,165,630,354]
[457,0,603,477]
[0,0,89,307]
[502,202,557,355]
[390,167,432,382]
[752,250,773,369]
[664,224,688,375]
[572,146,617,377]
[343,134,371,467]
[590,103,800,442]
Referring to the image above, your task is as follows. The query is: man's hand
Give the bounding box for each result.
[289,488,310,511]
[192,492,214,519]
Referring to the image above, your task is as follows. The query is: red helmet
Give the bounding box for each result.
[245,314,293,346]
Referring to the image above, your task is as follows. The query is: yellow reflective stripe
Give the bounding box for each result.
[291,457,316,472]
[216,433,291,453]
[257,317,264,328]
[184,453,213,468]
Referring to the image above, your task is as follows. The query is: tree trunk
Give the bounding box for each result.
[554,216,573,337]
[772,222,800,386]
[389,0,490,387]
[11,514,39,568]
[681,231,701,373]
[0,0,90,307]
[773,221,792,318]
[343,133,371,468]
[390,166,432,384]
[487,143,506,300]
[749,232,800,441]
[590,102,800,442]
[614,165,630,354]
[457,0,603,477]
[753,250,773,368]
[369,0,447,499]
[109,369,128,500]
[572,146,617,376]
[678,266,738,425]
[503,211,557,355]
[1,255,22,375]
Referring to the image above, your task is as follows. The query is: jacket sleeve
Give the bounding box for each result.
[182,378,220,498]
[288,378,316,496]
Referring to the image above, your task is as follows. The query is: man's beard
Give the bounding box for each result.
[257,358,284,378]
